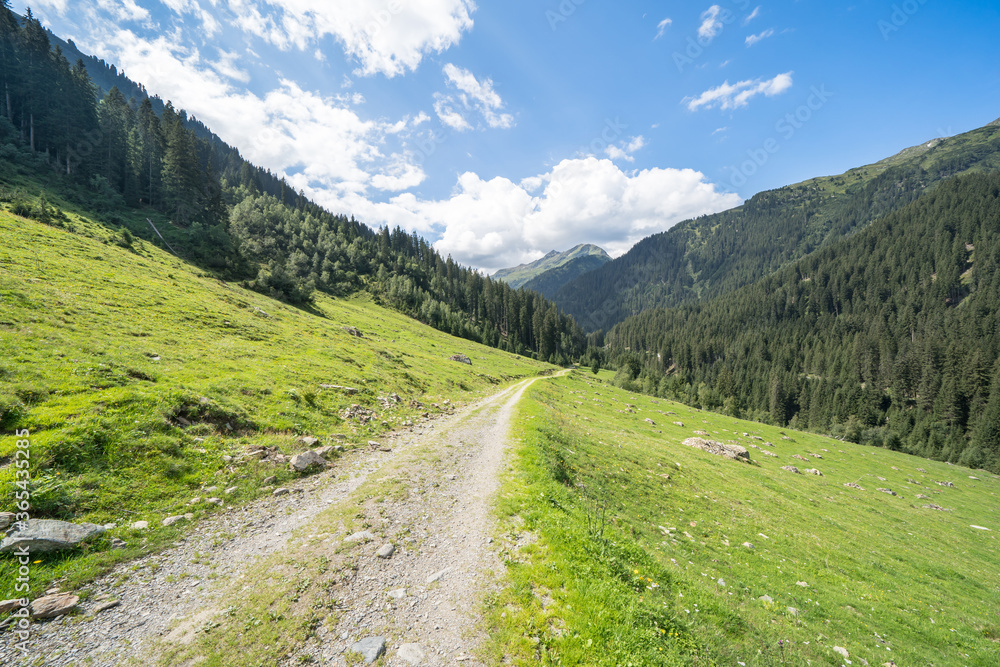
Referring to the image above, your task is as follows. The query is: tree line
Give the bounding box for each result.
[605,172,1000,472]
[0,4,587,364]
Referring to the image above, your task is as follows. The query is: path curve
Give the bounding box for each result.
[2,372,557,666]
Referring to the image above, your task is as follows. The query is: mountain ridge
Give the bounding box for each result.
[492,243,611,289]
[553,117,1000,332]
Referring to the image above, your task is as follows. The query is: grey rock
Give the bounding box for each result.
[787,607,799,616]
[273,488,290,497]
[92,600,120,614]
[262,476,278,485]
[426,568,450,584]
[110,537,127,550]
[387,588,407,599]
[344,531,375,544]
[0,512,16,531]
[290,450,326,472]
[225,487,238,495]
[376,543,395,559]
[0,599,23,614]
[398,643,426,664]
[0,520,106,553]
[759,595,773,603]
[162,515,187,527]
[681,437,750,461]
[206,498,223,506]
[351,636,386,664]
[131,521,149,530]
[781,466,801,474]
[299,436,321,447]
[30,593,79,619]
[313,445,336,460]
[449,353,472,365]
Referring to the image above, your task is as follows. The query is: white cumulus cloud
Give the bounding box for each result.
[685,71,793,111]
[365,158,741,272]
[604,136,646,163]
[226,0,475,78]
[435,63,514,131]
[699,5,724,40]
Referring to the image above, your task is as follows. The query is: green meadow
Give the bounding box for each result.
[0,211,550,598]
[487,371,1000,666]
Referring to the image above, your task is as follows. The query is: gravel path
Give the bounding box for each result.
[2,374,550,666]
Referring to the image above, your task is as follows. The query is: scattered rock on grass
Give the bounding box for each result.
[0,520,106,554]
[376,543,395,559]
[344,531,375,544]
[272,488,290,497]
[0,512,15,531]
[681,437,750,462]
[30,593,79,619]
[805,469,823,476]
[877,488,897,496]
[290,450,326,472]
[833,646,849,659]
[351,636,385,664]
[844,482,865,490]
[449,354,472,365]
[131,521,149,530]
[781,466,801,474]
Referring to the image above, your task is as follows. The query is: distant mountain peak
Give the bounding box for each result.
[493,244,611,289]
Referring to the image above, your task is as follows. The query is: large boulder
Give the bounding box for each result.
[681,437,750,462]
[290,450,326,472]
[30,593,79,619]
[0,520,106,554]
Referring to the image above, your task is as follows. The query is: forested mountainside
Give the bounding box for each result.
[555,120,1000,332]
[606,172,1000,472]
[0,6,585,363]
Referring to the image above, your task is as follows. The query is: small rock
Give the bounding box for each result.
[189,497,202,505]
[176,416,192,426]
[262,476,278,486]
[387,588,407,599]
[273,488,290,497]
[781,466,801,474]
[398,643,426,665]
[203,486,218,493]
[109,537,127,550]
[162,515,187,527]
[299,436,320,447]
[344,531,375,544]
[844,482,865,490]
[131,521,149,530]
[717,578,726,587]
[877,488,897,496]
[376,543,395,559]
[645,418,656,425]
[225,487,238,495]
[805,469,823,476]
[449,353,472,365]
[313,446,336,460]
[206,498,223,506]
[92,600,120,614]
[787,607,799,616]
[759,595,773,603]
[796,581,809,588]
[0,512,16,531]
[673,421,685,427]
[0,599,24,614]
[426,568,450,584]
[30,593,79,619]
[344,326,364,338]
[833,646,850,659]
[742,542,754,549]
[351,636,386,664]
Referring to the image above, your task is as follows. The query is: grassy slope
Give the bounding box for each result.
[486,371,1000,665]
[0,210,552,599]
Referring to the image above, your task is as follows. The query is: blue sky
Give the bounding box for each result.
[19,0,1000,271]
